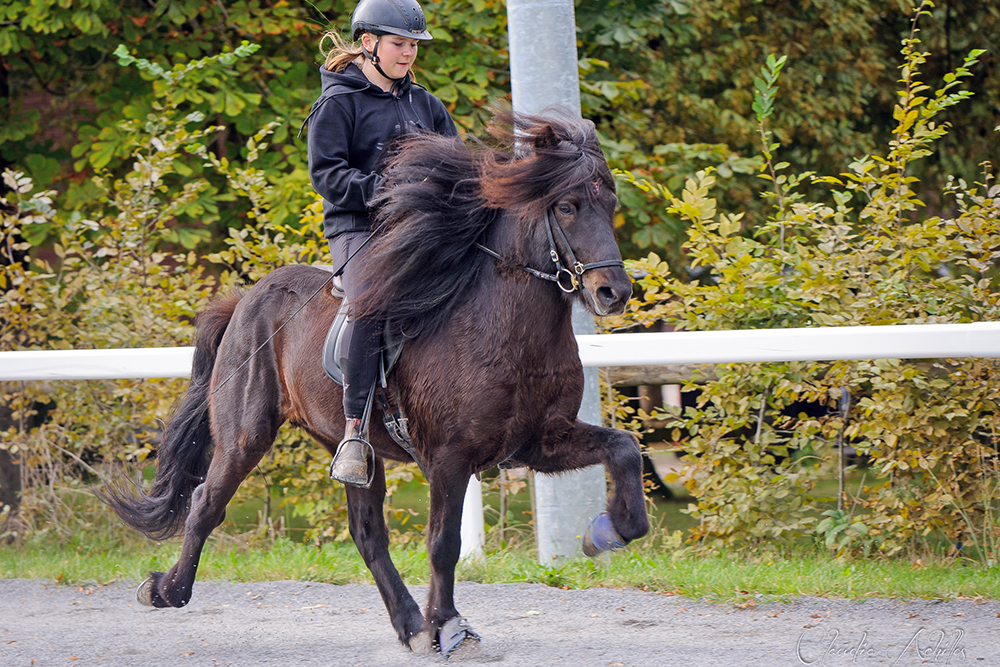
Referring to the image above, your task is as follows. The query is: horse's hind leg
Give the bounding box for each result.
[526,421,650,552]
[139,434,274,608]
[345,457,424,646]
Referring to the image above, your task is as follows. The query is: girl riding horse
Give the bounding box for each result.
[100,108,649,655]
[305,0,457,488]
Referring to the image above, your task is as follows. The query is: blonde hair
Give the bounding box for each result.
[318,30,420,82]
[320,31,364,72]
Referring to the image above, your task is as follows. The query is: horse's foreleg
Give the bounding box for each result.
[139,447,265,609]
[421,463,480,653]
[526,421,649,550]
[345,458,424,647]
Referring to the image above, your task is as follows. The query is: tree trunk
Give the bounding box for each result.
[0,64,25,531]
[0,54,11,176]
[0,400,22,536]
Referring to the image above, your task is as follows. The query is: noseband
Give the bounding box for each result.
[477,209,625,293]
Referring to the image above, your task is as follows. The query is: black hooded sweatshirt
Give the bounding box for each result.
[305,63,457,240]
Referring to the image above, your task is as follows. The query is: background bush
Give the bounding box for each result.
[606,6,1000,561]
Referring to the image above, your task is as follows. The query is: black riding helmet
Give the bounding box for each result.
[351,0,432,83]
[352,0,433,41]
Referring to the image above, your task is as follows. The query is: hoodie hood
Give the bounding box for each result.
[319,62,413,98]
[300,63,406,138]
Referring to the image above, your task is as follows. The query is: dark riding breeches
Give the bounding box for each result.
[329,231,383,418]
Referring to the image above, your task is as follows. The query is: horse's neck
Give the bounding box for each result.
[476,214,577,347]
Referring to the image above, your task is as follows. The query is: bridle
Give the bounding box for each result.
[477,208,625,293]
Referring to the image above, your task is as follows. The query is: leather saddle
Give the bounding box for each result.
[316,266,404,387]
[315,266,416,463]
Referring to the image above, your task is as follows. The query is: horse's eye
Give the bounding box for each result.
[558,203,575,216]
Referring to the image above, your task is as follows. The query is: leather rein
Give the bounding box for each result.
[476,209,625,293]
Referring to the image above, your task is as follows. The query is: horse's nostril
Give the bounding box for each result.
[597,286,616,306]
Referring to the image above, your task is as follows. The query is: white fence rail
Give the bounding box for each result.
[4,323,1000,382]
[1,347,196,381]
[4,322,1000,560]
[575,322,1000,366]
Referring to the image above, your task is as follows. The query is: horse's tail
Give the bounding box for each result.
[98,293,243,540]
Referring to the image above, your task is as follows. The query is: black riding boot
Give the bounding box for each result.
[330,356,374,488]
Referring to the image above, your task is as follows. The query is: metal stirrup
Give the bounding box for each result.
[335,377,379,489]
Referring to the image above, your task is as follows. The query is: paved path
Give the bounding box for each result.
[1,579,996,666]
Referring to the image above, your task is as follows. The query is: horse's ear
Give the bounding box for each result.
[533,124,559,151]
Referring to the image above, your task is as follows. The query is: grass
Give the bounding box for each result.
[4,467,996,603]
[3,530,999,603]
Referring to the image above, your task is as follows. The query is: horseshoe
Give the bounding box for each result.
[438,616,481,656]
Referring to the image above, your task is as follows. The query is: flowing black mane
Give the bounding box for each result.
[354,107,616,339]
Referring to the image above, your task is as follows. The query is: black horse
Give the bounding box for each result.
[101,109,649,654]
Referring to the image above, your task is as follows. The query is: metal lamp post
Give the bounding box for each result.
[506,0,608,564]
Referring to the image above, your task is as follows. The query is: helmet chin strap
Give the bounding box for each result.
[361,34,404,87]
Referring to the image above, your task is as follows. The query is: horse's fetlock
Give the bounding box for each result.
[616,509,650,543]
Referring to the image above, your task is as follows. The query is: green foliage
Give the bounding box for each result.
[0,49,292,541]
[418,0,510,132]
[609,5,1000,560]
[751,54,787,124]
[1,0,319,195]
[112,41,264,87]
[0,0,511,204]
[578,0,1000,267]
[7,0,996,271]
[816,509,870,556]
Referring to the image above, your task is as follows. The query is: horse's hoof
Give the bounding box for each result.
[408,629,435,654]
[135,577,157,607]
[437,617,480,656]
[581,513,626,557]
[135,573,173,608]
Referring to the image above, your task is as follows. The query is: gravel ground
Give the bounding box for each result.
[1,579,997,666]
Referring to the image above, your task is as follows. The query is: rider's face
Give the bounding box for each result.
[365,34,419,80]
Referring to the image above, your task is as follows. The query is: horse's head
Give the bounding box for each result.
[481,111,632,316]
[356,107,632,341]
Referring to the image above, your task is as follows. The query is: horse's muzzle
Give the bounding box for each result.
[595,284,628,315]
[584,270,631,316]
